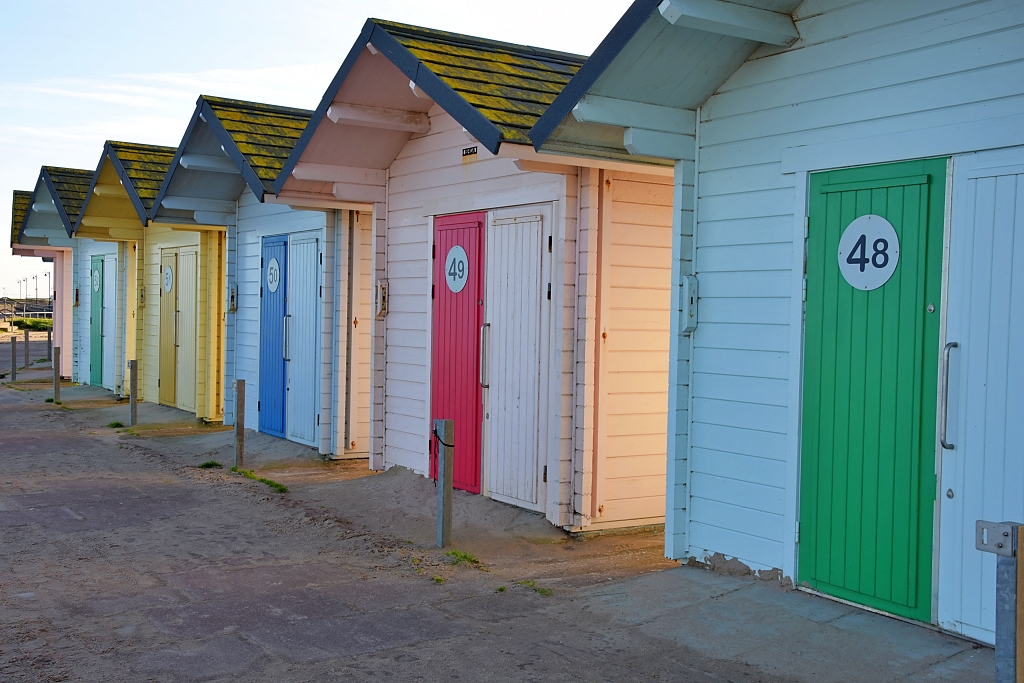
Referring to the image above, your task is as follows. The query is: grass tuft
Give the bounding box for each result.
[199,460,223,469]
[445,550,480,566]
[230,466,288,493]
[432,575,445,584]
[107,421,124,428]
[496,586,506,593]
[45,397,54,403]
[516,580,552,596]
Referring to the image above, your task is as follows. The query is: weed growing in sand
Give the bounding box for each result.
[496,586,507,593]
[45,397,53,403]
[230,467,289,493]
[445,550,480,566]
[432,575,445,584]
[107,421,124,428]
[199,460,223,469]
[516,580,552,596]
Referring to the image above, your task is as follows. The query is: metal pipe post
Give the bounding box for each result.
[977,521,1022,683]
[47,328,51,361]
[24,329,29,368]
[234,379,245,468]
[10,336,16,381]
[434,418,454,548]
[52,347,60,403]
[128,360,137,426]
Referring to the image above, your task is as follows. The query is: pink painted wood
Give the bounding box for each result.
[431,212,485,494]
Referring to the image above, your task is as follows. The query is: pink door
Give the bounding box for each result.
[431,212,485,494]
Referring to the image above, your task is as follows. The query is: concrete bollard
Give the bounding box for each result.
[47,328,51,361]
[234,379,245,469]
[11,336,16,381]
[128,360,137,426]
[433,418,454,548]
[24,329,29,369]
[53,347,60,403]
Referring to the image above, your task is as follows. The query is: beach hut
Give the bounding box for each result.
[151,95,359,454]
[12,167,93,379]
[529,0,1024,640]
[275,20,677,531]
[76,141,225,419]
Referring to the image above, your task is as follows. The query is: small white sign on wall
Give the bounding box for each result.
[163,266,173,293]
[267,257,281,294]
[837,214,900,290]
[444,245,469,293]
[92,270,100,292]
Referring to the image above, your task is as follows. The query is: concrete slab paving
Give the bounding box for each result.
[0,381,995,682]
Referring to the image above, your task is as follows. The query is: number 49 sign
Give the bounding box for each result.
[837,214,900,291]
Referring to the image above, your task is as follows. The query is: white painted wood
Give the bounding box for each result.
[102,254,116,391]
[179,154,239,174]
[334,183,386,204]
[658,0,799,46]
[937,148,1024,645]
[572,95,697,133]
[484,212,547,510]
[496,143,674,177]
[161,197,235,213]
[286,236,320,446]
[624,128,696,160]
[327,103,431,133]
[176,248,198,413]
[292,163,386,185]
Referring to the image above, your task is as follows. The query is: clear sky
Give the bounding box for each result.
[0,0,630,298]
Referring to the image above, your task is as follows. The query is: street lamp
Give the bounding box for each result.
[32,275,38,303]
[44,272,50,301]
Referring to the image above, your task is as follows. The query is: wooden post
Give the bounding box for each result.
[24,329,29,369]
[10,335,16,381]
[434,418,454,548]
[47,328,51,361]
[53,347,60,403]
[128,360,137,426]
[234,379,245,468]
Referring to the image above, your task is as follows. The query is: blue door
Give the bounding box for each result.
[259,236,287,437]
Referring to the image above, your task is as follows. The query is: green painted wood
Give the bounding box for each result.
[800,157,947,622]
[90,255,103,386]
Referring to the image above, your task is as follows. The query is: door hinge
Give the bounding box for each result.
[320,252,323,265]
[546,283,551,300]
[261,257,264,267]
[548,236,552,253]
[319,286,322,298]
[804,216,809,240]
[802,277,807,302]
[543,465,547,483]
[257,400,260,411]
[431,284,435,299]
[157,378,160,387]
[317,414,320,426]
[432,243,436,260]
[795,522,801,544]
[260,286,263,298]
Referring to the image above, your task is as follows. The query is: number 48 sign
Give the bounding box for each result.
[837,214,900,290]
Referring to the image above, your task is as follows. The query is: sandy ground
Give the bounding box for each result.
[0,372,994,682]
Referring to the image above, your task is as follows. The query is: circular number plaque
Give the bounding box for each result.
[837,214,900,291]
[444,245,469,293]
[92,270,100,292]
[267,257,281,293]
[163,266,173,293]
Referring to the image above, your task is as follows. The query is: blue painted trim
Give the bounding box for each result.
[273,20,376,196]
[272,19,506,194]
[39,169,76,237]
[150,99,204,222]
[106,144,152,225]
[528,0,660,150]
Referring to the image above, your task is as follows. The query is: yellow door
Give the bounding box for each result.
[159,249,177,406]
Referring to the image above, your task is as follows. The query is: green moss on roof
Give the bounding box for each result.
[43,167,94,227]
[203,96,312,191]
[107,141,177,212]
[374,20,587,145]
[11,190,31,246]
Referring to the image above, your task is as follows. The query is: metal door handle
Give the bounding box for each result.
[174,311,179,348]
[479,323,490,388]
[283,316,290,361]
[940,341,958,450]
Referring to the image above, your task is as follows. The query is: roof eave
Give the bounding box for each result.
[197,98,268,202]
[72,151,109,235]
[106,144,153,225]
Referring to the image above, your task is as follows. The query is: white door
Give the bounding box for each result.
[483,211,550,510]
[286,236,319,446]
[176,249,198,412]
[938,148,1024,644]
[102,254,117,390]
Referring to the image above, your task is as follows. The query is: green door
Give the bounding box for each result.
[90,255,103,386]
[800,158,946,622]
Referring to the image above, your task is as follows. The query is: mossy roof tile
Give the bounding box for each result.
[373,20,586,145]
[107,142,177,212]
[42,167,94,227]
[11,190,31,246]
[203,96,312,192]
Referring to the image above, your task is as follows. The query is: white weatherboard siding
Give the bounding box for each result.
[74,239,117,387]
[233,192,328,448]
[681,0,1024,576]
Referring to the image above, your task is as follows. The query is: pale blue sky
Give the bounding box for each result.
[0,0,630,297]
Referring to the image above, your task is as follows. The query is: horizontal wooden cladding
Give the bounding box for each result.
[693,397,787,434]
[691,447,785,488]
[598,495,665,523]
[692,421,787,461]
[693,371,787,407]
[690,520,784,570]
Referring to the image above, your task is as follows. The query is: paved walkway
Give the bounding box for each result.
[0,377,994,682]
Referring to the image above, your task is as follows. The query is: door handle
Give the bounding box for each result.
[283,315,291,362]
[940,341,958,450]
[479,323,490,388]
[174,310,179,348]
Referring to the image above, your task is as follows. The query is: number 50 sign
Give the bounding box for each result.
[837,214,900,290]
